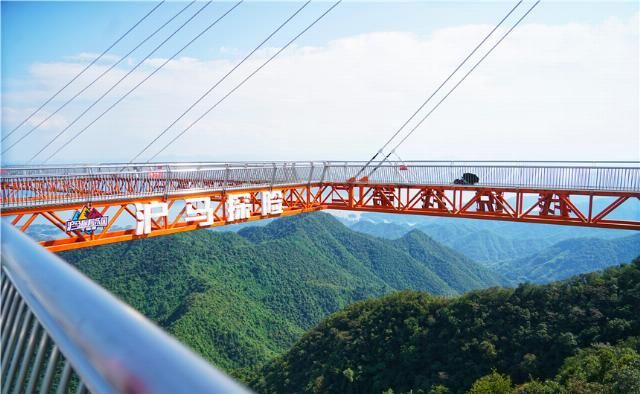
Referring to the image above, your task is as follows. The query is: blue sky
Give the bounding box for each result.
[1,1,638,164]
[3,1,637,81]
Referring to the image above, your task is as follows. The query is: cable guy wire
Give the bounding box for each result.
[2,1,164,142]
[28,0,222,163]
[368,0,541,178]
[354,0,523,180]
[41,1,244,164]
[129,0,312,163]
[3,1,195,154]
[146,0,342,162]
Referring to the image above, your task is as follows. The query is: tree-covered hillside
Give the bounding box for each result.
[253,258,640,393]
[239,215,504,294]
[390,230,504,293]
[60,212,504,373]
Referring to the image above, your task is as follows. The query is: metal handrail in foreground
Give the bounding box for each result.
[0,223,249,394]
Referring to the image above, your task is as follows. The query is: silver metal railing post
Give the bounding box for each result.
[87,166,94,205]
[223,164,230,191]
[164,163,171,200]
[320,162,328,185]
[308,162,314,186]
[271,162,277,189]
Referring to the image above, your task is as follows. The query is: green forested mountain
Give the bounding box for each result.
[347,220,565,263]
[61,212,503,373]
[444,229,549,264]
[350,220,410,239]
[253,259,640,393]
[341,212,635,264]
[390,230,504,293]
[345,215,639,283]
[493,234,640,283]
[239,215,504,294]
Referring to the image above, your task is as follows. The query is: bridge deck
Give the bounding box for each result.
[1,161,638,251]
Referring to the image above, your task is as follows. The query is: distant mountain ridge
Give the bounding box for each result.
[339,211,638,282]
[494,233,640,283]
[349,220,553,262]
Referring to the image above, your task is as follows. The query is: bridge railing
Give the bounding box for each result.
[322,161,640,192]
[0,162,325,209]
[1,161,638,209]
[0,223,249,394]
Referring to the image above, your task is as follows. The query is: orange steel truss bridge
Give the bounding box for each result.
[1,161,639,252]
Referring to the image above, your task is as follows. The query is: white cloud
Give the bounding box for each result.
[2,13,638,164]
[63,52,121,63]
[1,107,68,133]
[26,111,68,131]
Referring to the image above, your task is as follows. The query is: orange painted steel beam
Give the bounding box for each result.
[321,183,640,231]
[1,182,639,252]
[3,185,324,252]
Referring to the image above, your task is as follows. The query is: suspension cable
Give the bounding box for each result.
[145,0,342,162]
[3,1,195,154]
[41,1,244,164]
[2,1,164,142]
[353,0,523,180]
[27,1,223,163]
[368,0,541,177]
[129,0,312,163]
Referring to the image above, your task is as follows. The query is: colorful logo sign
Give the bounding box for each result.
[66,206,108,233]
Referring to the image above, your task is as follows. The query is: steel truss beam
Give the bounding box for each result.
[1,183,638,251]
[321,184,639,231]
[2,186,323,252]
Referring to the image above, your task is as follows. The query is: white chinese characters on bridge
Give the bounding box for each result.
[135,202,168,235]
[223,191,283,222]
[185,197,215,226]
[261,191,283,216]
[225,194,252,222]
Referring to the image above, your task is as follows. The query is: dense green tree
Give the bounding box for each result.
[254,259,640,393]
[512,342,640,394]
[467,370,512,394]
[512,379,566,394]
[429,385,450,394]
[555,343,640,393]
